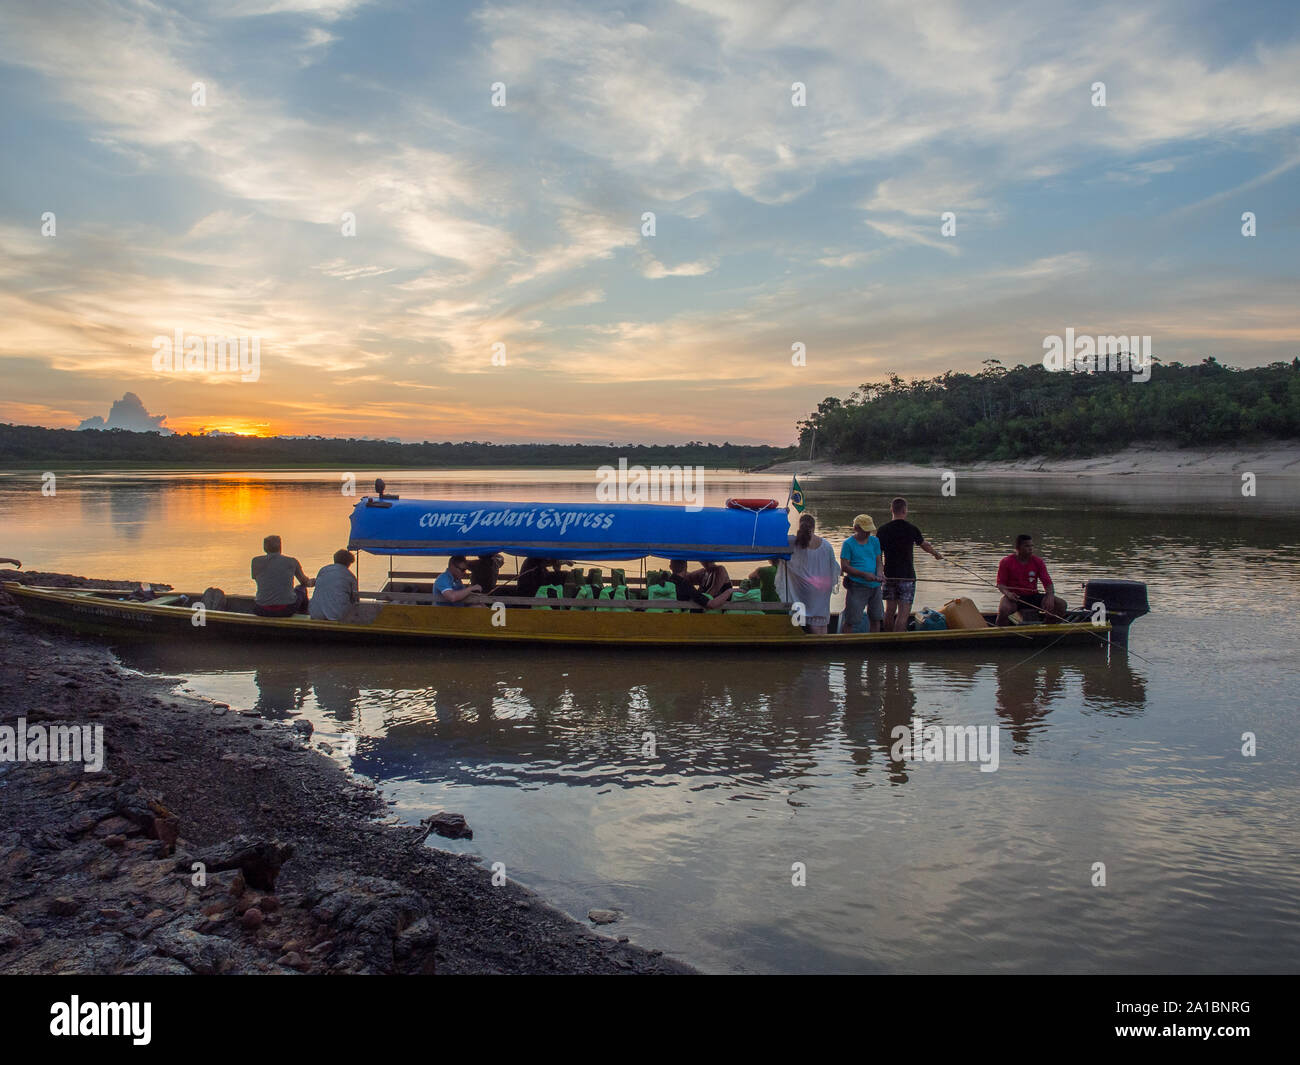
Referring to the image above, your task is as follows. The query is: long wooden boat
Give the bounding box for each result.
[4,496,1149,652]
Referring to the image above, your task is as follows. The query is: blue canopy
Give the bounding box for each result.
[348,498,792,562]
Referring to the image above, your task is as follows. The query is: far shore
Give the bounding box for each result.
[763,443,1300,479]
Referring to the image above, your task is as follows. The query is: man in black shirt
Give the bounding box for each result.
[876,497,944,632]
[668,558,709,611]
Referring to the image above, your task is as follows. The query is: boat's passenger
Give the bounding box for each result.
[309,549,360,622]
[996,534,1067,625]
[251,535,314,617]
[747,558,780,604]
[517,557,553,599]
[687,559,734,610]
[469,553,505,595]
[840,514,884,633]
[783,513,839,634]
[434,555,482,606]
[877,497,944,633]
[669,559,709,611]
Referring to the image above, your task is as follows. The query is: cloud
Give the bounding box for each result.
[77,392,173,434]
[643,257,718,278]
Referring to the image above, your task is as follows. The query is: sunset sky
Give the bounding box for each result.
[1,0,1297,443]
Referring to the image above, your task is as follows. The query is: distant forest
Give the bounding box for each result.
[797,358,1300,463]
[0,425,788,470]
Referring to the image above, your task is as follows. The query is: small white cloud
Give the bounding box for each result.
[643,257,718,278]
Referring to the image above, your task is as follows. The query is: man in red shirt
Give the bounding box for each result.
[995,534,1067,625]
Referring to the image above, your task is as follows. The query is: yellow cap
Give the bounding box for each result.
[853,514,876,533]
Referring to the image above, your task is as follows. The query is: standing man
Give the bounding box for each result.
[877,497,944,632]
[251,535,314,617]
[995,534,1066,625]
[839,514,884,633]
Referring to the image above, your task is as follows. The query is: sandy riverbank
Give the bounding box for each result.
[0,572,692,975]
[764,443,1300,478]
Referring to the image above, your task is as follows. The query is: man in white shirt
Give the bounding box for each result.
[309,549,360,621]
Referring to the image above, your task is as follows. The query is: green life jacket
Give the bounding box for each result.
[596,584,630,611]
[534,583,563,610]
[731,587,763,614]
[646,581,677,612]
[575,584,597,607]
[756,565,778,603]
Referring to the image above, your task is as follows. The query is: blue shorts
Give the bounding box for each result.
[883,578,916,602]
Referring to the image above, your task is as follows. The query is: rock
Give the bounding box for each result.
[240,907,264,930]
[587,909,621,925]
[421,812,473,841]
[277,950,304,968]
[0,915,28,950]
[64,811,100,836]
[256,895,280,913]
[307,939,334,957]
[124,955,191,976]
[291,719,314,738]
[182,836,294,892]
[103,834,127,849]
[98,908,128,921]
[155,927,239,975]
[48,897,82,917]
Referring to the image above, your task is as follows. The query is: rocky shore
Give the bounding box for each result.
[0,572,692,975]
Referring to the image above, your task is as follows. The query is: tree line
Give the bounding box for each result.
[795,358,1300,463]
[0,425,788,470]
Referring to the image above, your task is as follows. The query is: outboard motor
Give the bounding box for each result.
[1083,579,1150,648]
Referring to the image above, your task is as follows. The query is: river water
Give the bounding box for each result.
[2,468,1297,973]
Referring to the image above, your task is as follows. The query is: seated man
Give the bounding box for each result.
[434,555,481,606]
[251,535,313,617]
[668,558,709,611]
[687,559,734,609]
[309,549,360,621]
[469,553,505,595]
[516,557,554,598]
[996,534,1067,625]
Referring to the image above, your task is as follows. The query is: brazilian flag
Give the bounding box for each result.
[790,476,806,512]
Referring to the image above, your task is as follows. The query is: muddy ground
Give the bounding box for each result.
[0,571,693,975]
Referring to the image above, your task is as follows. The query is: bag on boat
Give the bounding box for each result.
[918,608,947,631]
[941,597,988,630]
[201,587,227,611]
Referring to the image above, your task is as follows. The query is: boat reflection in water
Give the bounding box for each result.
[115,641,1146,794]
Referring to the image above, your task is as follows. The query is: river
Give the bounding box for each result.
[2,467,1297,973]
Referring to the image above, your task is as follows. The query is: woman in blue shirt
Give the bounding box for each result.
[839,515,884,633]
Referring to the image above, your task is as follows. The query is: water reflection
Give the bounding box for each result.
[116,641,1147,794]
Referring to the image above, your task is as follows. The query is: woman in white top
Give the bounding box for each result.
[778,513,840,634]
